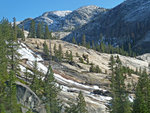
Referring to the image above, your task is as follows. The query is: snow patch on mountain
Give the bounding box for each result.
[42,11,72,17]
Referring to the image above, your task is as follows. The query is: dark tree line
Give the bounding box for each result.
[28,20,53,39]
[72,34,137,57]
[109,55,150,113]
[0,18,22,112]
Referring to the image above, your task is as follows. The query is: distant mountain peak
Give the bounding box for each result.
[42,10,72,17]
[19,5,107,31]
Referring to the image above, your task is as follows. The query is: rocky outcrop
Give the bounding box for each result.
[16,82,46,113]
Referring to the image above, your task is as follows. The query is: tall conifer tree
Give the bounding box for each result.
[28,20,36,38]
[44,66,62,113]
[132,70,150,113]
[44,25,50,39]
[36,23,42,38]
[6,18,21,113]
[0,19,9,112]
[82,34,86,47]
[109,56,131,113]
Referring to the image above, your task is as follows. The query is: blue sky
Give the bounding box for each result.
[0,0,124,22]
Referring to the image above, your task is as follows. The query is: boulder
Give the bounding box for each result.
[16,82,46,113]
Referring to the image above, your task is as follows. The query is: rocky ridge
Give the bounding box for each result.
[18,5,107,32]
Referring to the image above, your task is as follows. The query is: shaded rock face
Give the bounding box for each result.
[93,90,110,96]
[18,5,107,32]
[16,82,46,113]
[63,0,150,54]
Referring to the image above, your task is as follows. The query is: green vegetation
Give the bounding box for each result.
[0,18,22,113]
[79,57,84,63]
[89,64,102,73]
[82,34,86,47]
[109,55,131,113]
[28,20,36,38]
[72,37,77,44]
[132,70,150,113]
[44,66,62,113]
[43,41,49,58]
[109,55,150,113]
[36,23,42,38]
[65,50,73,63]
[28,21,54,39]
[44,24,50,39]
[72,34,137,57]
[53,44,63,62]
[65,91,87,113]
[78,54,90,64]
[30,61,41,94]
[1,18,150,113]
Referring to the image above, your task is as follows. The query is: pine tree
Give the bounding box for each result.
[132,70,150,113]
[109,56,131,113]
[0,18,22,112]
[76,91,87,113]
[109,55,115,74]
[72,37,77,44]
[82,34,86,47]
[89,64,95,72]
[36,23,42,38]
[95,65,102,73]
[6,18,22,112]
[17,27,25,40]
[86,42,90,49]
[30,60,39,93]
[65,103,78,113]
[28,20,36,38]
[40,22,45,38]
[13,17,17,38]
[96,43,100,52]
[89,65,101,73]
[43,41,49,58]
[128,43,132,56]
[65,50,69,59]
[116,55,122,66]
[65,91,87,113]
[53,44,57,60]
[58,44,63,62]
[92,40,96,50]
[17,26,25,39]
[53,44,57,54]
[79,57,84,63]
[99,34,105,53]
[44,25,50,39]
[69,51,73,63]
[44,66,62,113]
[0,19,9,112]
